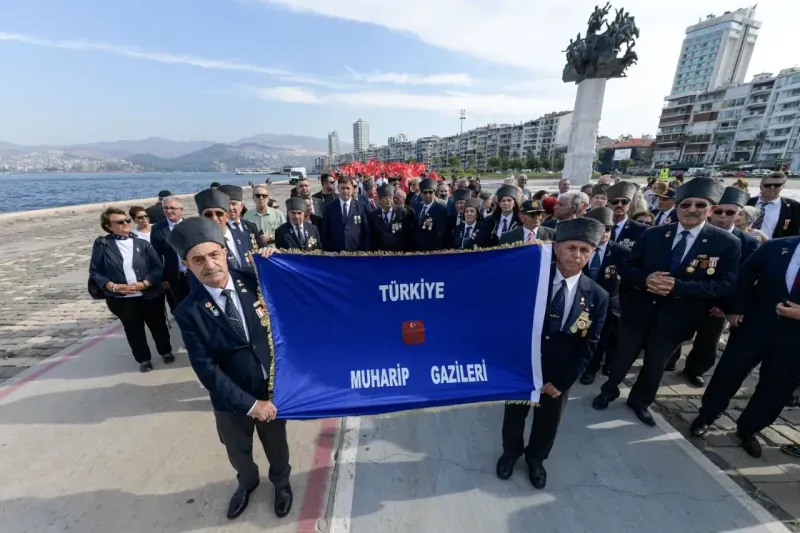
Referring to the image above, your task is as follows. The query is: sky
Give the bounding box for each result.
[0,0,797,147]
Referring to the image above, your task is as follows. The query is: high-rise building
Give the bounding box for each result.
[388,134,408,145]
[353,119,370,152]
[669,7,760,97]
[327,131,339,160]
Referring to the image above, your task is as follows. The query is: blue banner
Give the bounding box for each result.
[254,244,552,419]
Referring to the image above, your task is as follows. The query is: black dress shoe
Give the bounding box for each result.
[495,454,516,480]
[592,393,614,410]
[227,482,259,520]
[579,372,595,385]
[664,361,677,372]
[274,485,293,518]
[689,416,710,437]
[626,401,656,427]
[162,353,176,364]
[139,361,153,373]
[737,430,762,458]
[528,462,547,489]
[682,371,704,388]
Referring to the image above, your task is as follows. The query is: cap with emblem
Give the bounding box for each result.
[419,178,437,192]
[657,189,676,199]
[520,199,546,213]
[496,185,518,202]
[195,188,230,212]
[718,186,749,208]
[286,197,306,212]
[378,184,394,198]
[168,217,226,259]
[464,198,481,211]
[675,177,725,205]
[606,181,637,201]
[591,183,610,197]
[217,184,243,202]
[453,189,471,202]
[555,217,605,246]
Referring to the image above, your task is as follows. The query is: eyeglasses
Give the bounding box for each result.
[203,210,227,219]
[135,215,149,220]
[422,190,435,195]
[678,201,709,210]
[609,198,630,206]
[111,218,132,225]
[163,206,182,211]
[713,209,738,216]
[762,182,784,189]
[254,194,269,199]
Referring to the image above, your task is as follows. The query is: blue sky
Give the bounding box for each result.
[1,0,796,147]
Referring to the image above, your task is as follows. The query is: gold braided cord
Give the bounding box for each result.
[371,399,538,419]
[267,238,550,257]
[250,260,278,402]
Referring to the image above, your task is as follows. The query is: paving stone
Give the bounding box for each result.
[714,414,737,431]
[703,430,738,448]
[753,482,800,519]
[761,427,795,447]
[772,424,800,445]
[780,409,800,426]
[671,399,697,413]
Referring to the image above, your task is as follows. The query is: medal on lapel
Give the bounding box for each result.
[252,301,269,327]
[686,259,698,274]
[665,231,672,238]
[707,257,718,276]
[784,219,791,231]
[236,278,248,293]
[205,301,219,317]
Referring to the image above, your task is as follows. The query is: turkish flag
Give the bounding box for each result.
[401,320,425,345]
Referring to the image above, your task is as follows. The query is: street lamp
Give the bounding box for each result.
[460,109,466,134]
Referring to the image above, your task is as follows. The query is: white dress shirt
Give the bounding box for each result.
[755,196,781,239]
[497,214,513,238]
[228,220,245,233]
[462,223,477,246]
[116,238,142,298]
[786,243,800,294]
[340,198,351,216]
[613,217,628,242]
[552,268,581,329]
[672,222,705,262]
[419,202,433,219]
[224,228,243,266]
[523,226,544,242]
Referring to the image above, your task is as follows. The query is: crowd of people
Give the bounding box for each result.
[86,168,800,521]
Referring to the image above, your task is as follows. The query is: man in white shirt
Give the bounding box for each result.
[748,171,800,239]
[499,199,555,244]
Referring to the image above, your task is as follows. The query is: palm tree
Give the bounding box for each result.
[748,131,768,164]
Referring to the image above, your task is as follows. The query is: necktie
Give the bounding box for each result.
[655,212,663,225]
[420,206,428,221]
[549,280,567,332]
[221,289,248,339]
[526,229,534,242]
[501,219,508,233]
[751,202,768,230]
[610,224,619,242]
[792,266,800,294]
[342,202,348,222]
[463,226,473,247]
[295,226,304,247]
[670,230,692,272]
[385,211,391,224]
[589,250,602,279]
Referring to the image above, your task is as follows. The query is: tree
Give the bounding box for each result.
[540,156,552,170]
[509,158,524,171]
[433,157,443,167]
[748,131,768,164]
[500,157,510,170]
[617,134,633,142]
[448,155,460,168]
[553,157,565,171]
[619,158,634,173]
[488,156,501,170]
[407,157,417,164]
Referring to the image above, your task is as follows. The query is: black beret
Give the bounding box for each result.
[363,178,375,190]
[195,188,230,212]
[584,206,613,226]
[464,198,481,211]
[520,199,546,213]
[377,184,394,198]
[718,186,749,208]
[286,197,306,212]
[158,190,172,199]
[555,217,605,246]
[675,177,725,205]
[453,189,471,202]
[168,217,226,259]
[468,181,482,194]
[419,178,437,191]
[606,181,637,201]
[217,184,243,201]
[591,183,610,197]
[496,185,518,201]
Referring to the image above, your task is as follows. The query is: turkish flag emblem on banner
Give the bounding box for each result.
[402,320,426,345]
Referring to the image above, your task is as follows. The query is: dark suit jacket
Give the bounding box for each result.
[542,218,558,230]
[651,208,676,226]
[582,241,630,317]
[368,205,416,252]
[542,265,609,393]
[150,220,183,284]
[227,220,261,265]
[89,233,165,299]
[275,221,321,250]
[307,196,326,218]
[747,196,800,238]
[452,221,490,249]
[613,218,649,248]
[498,225,555,245]
[412,201,448,251]
[359,194,380,214]
[321,198,370,252]
[619,222,741,340]
[145,202,166,224]
[483,212,523,247]
[174,270,272,414]
[728,236,800,345]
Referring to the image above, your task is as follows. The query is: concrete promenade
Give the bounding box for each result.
[1,177,800,531]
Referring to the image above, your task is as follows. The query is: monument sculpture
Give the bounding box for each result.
[561,4,639,185]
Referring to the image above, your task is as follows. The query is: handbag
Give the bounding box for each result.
[88,237,107,300]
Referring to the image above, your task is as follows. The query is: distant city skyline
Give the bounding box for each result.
[1,1,799,146]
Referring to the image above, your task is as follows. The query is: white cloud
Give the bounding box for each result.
[255,86,323,103]
[345,66,475,86]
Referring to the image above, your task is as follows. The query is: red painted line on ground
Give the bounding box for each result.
[0,323,123,402]
[296,417,339,533]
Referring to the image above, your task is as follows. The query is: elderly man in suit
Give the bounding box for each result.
[747,171,800,239]
[275,198,321,251]
[321,176,370,252]
[605,181,648,249]
[368,184,416,251]
[499,199,555,244]
[150,195,190,310]
[497,217,609,489]
[412,177,449,251]
[593,178,741,426]
[145,189,171,224]
[218,185,263,265]
[170,217,293,520]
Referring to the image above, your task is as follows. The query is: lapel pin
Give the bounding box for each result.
[702,239,707,243]
[665,231,672,238]
[782,248,789,255]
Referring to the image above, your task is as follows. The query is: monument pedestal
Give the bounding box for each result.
[562,78,607,186]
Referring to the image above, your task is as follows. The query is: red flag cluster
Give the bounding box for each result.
[334,160,440,192]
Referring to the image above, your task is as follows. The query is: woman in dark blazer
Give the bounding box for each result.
[89,207,174,372]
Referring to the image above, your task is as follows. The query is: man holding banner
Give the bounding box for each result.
[497,217,609,490]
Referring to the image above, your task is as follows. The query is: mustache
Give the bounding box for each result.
[201,267,224,276]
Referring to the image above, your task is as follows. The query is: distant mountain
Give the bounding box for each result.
[234,133,352,154]
[67,137,217,159]
[126,142,316,172]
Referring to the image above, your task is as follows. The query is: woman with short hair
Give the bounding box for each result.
[89,207,173,372]
[736,206,768,243]
[129,205,152,242]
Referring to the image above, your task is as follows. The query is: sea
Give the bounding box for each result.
[0,172,309,214]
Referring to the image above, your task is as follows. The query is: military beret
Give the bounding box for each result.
[286,197,306,212]
[419,178,437,192]
[168,217,226,259]
[158,190,172,199]
[675,177,725,205]
[377,183,394,198]
[718,186,749,208]
[520,199,546,213]
[591,183,610,197]
[453,189,471,202]
[464,198,481,211]
[496,185,518,201]
[606,181,637,201]
[555,217,605,246]
[584,206,613,226]
[195,188,230,212]
[217,184,243,202]
[363,178,375,190]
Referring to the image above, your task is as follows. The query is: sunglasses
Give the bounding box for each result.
[111,218,132,225]
[679,201,709,210]
[609,198,630,206]
[422,190,435,194]
[604,224,614,232]
[762,182,784,189]
[254,194,269,199]
[203,210,227,219]
[713,209,738,216]
[135,215,149,220]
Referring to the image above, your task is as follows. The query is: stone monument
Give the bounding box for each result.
[561,3,639,185]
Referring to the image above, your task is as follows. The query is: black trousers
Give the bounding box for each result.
[584,314,618,376]
[501,392,569,464]
[164,274,190,312]
[214,410,291,489]
[105,295,172,363]
[601,323,684,409]
[683,315,726,377]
